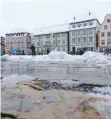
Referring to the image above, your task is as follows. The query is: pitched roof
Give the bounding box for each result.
[33,24,70,35]
[70,13,97,24]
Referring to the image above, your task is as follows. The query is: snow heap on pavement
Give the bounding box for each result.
[1,50,109,67]
[93,86,111,95]
[88,86,111,119]
[2,74,35,87]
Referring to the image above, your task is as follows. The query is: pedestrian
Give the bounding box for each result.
[22,50,25,55]
[79,49,84,55]
[31,44,36,56]
[47,48,50,54]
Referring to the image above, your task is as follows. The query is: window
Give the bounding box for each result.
[78,38,81,44]
[101,40,105,45]
[107,32,111,37]
[40,36,43,39]
[57,40,60,45]
[101,32,105,37]
[83,30,86,35]
[108,39,111,44]
[83,37,87,43]
[53,34,55,37]
[72,38,75,44]
[89,29,92,34]
[72,31,75,37]
[62,33,65,37]
[89,21,93,25]
[78,31,80,36]
[83,22,87,26]
[78,24,82,27]
[72,24,76,28]
[62,39,65,44]
[46,35,50,38]
[89,37,93,43]
[104,25,107,29]
[45,41,51,45]
[57,34,60,37]
[37,42,40,46]
[107,19,110,23]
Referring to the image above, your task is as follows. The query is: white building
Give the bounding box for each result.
[32,24,69,54]
[99,14,111,51]
[32,13,100,54]
[69,14,100,53]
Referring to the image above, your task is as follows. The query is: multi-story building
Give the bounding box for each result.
[99,14,111,51]
[5,32,31,54]
[32,24,69,54]
[0,36,5,55]
[52,31,69,52]
[69,14,100,53]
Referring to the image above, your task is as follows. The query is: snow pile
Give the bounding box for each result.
[93,86,111,95]
[105,55,111,60]
[89,99,111,119]
[1,55,10,61]
[49,50,67,60]
[2,74,35,87]
[82,51,108,64]
[88,87,111,119]
[1,50,109,66]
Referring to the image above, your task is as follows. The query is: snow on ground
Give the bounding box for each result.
[93,86,111,95]
[1,73,111,118]
[88,87,111,119]
[1,50,110,67]
[2,74,35,87]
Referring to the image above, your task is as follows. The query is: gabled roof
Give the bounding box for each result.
[70,13,100,24]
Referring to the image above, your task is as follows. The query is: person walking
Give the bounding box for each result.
[31,44,36,56]
[47,48,50,54]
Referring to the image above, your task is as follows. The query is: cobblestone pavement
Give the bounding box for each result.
[1,84,110,119]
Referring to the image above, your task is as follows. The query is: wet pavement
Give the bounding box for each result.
[1,61,111,119]
[1,61,111,85]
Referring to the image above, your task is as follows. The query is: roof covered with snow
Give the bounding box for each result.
[33,24,70,35]
[33,13,99,35]
[70,13,97,24]
[6,28,31,34]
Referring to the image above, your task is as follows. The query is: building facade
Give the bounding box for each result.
[99,14,111,51]
[0,36,5,55]
[69,17,100,53]
[5,32,31,54]
[32,32,69,54]
[52,32,69,52]
[32,24,69,54]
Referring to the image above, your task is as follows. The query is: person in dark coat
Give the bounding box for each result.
[31,44,36,56]
[47,48,50,54]
[22,50,25,55]
[79,49,84,55]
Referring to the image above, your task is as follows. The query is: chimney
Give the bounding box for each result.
[74,17,75,20]
[89,12,91,15]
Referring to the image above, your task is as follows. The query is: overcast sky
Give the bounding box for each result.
[0,0,111,36]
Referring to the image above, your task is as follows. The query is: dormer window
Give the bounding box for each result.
[89,21,93,25]
[83,22,87,26]
[78,24,82,27]
[107,19,110,23]
[72,24,76,28]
